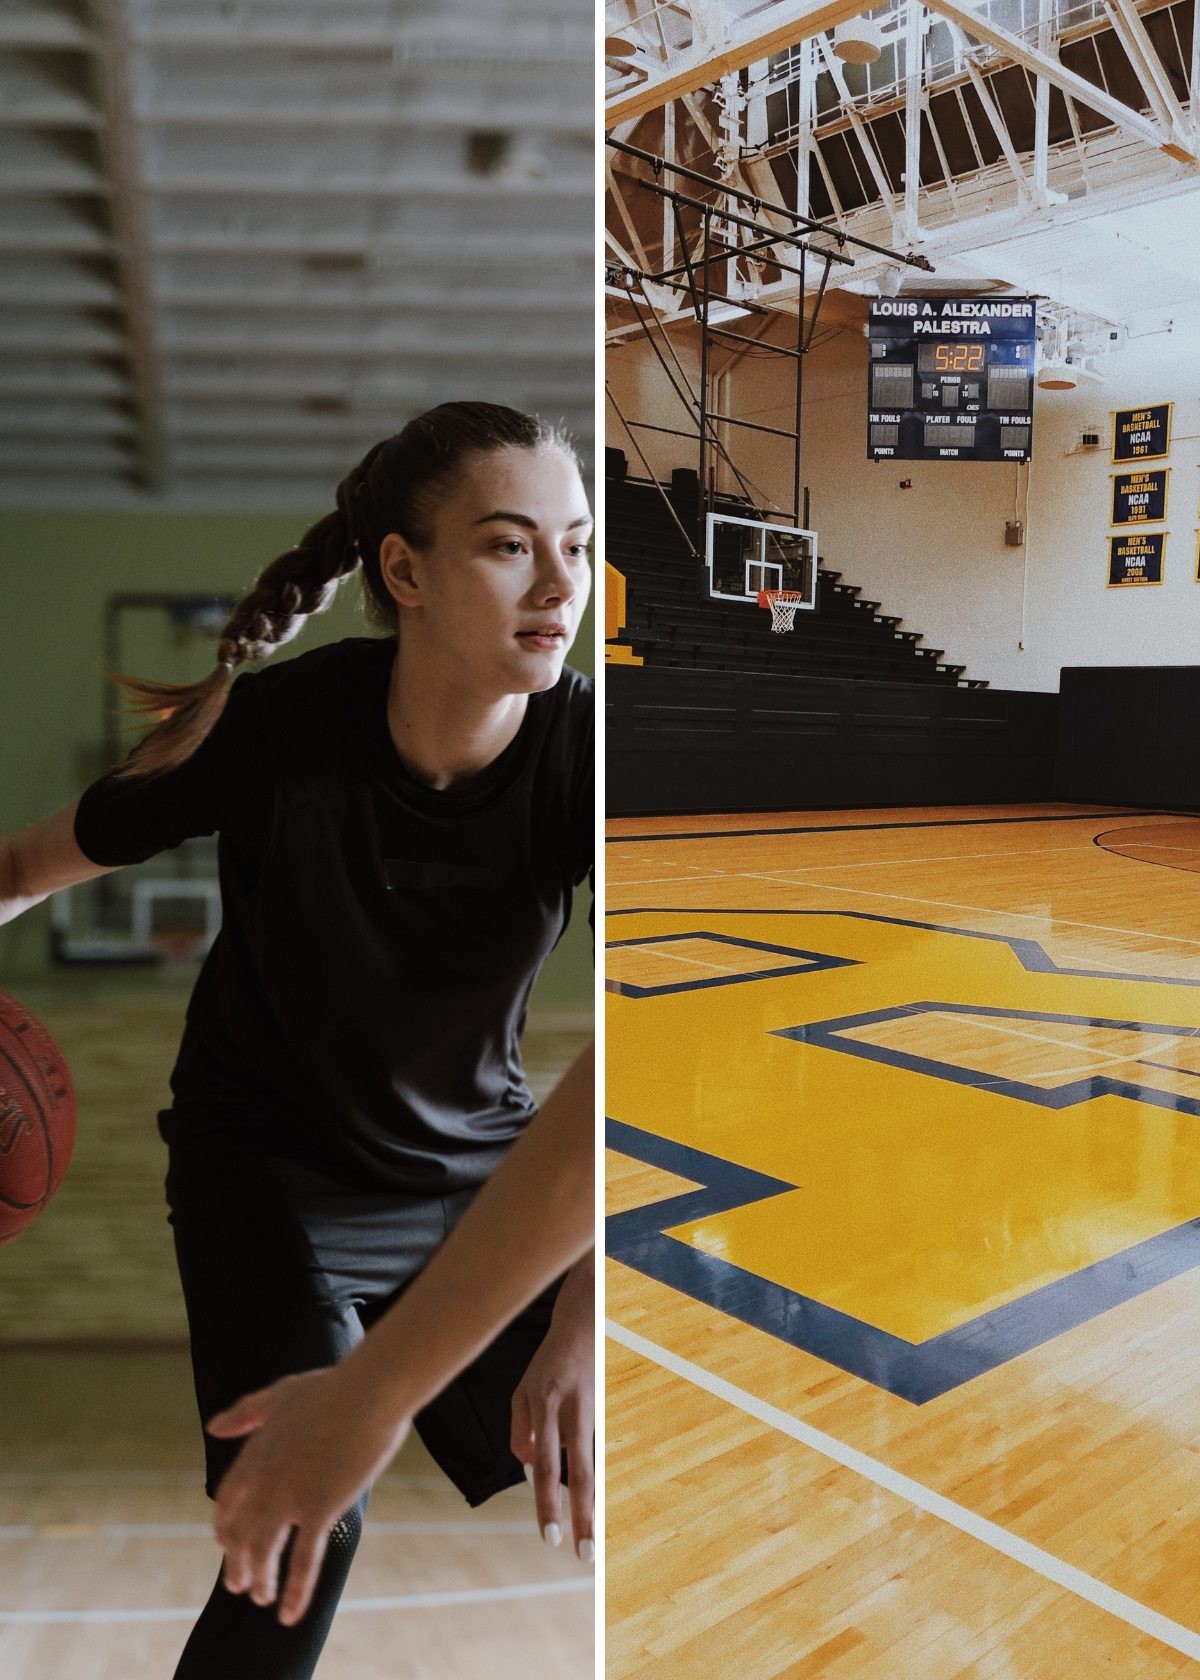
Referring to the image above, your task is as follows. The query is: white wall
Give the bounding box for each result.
[607,310,1200,693]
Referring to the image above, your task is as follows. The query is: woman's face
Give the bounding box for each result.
[379,445,593,697]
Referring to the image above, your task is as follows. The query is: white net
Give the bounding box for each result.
[762,591,803,633]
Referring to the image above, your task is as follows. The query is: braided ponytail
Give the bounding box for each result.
[111,402,577,781]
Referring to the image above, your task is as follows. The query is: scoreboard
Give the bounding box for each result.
[867,296,1037,463]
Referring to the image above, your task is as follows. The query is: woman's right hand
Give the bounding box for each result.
[209,1364,411,1625]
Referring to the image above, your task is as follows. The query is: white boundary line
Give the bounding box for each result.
[0,1577,594,1626]
[606,1319,1200,1663]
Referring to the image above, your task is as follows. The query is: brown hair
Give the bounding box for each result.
[112,401,578,780]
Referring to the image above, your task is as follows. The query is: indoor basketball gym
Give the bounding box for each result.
[604,0,1200,1671]
[0,3,593,1677]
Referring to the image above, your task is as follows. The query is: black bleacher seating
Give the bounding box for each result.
[606,469,987,690]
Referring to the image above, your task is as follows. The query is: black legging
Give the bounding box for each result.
[166,1131,560,1680]
[174,1503,366,1679]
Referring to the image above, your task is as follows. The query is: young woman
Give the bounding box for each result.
[0,401,595,1680]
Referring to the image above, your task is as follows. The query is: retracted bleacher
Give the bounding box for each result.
[605,453,1059,815]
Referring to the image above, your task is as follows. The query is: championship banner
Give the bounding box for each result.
[1108,531,1166,587]
[1111,468,1168,526]
[1112,404,1171,463]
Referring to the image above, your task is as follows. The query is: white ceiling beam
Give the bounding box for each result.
[1033,0,1053,207]
[0,168,108,193]
[126,25,589,60]
[133,106,594,132]
[0,290,594,313]
[0,284,122,306]
[606,0,871,124]
[926,0,1196,161]
[905,0,923,242]
[1100,0,1189,143]
[159,374,594,400]
[140,176,592,200]
[0,409,135,437]
[960,49,1035,202]
[0,102,100,128]
[0,320,128,352]
[0,18,95,48]
[0,442,133,468]
[0,370,130,397]
[817,34,902,236]
[606,0,1197,161]
[143,236,595,260]
[155,341,592,360]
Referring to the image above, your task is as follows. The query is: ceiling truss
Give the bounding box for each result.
[2,0,592,505]
[607,0,1200,333]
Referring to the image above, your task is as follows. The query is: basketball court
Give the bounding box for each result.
[605,0,1200,1658]
[605,802,1200,1673]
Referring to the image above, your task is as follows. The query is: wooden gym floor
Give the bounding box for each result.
[0,1006,593,1679]
[604,803,1200,1677]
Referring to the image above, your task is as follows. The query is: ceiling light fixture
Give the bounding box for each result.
[833,17,883,64]
[1036,361,1078,390]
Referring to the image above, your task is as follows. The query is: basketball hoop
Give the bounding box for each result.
[758,589,804,633]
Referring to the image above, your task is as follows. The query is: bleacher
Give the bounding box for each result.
[605,457,987,690]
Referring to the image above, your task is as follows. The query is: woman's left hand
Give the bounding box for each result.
[510,1249,595,1560]
[207,1364,409,1625]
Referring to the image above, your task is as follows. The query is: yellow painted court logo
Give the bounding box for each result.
[606,907,1200,1401]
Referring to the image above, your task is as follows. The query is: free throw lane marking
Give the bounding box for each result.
[606,1319,1200,1662]
[0,1577,594,1625]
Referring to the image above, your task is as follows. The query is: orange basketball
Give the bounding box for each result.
[0,991,76,1246]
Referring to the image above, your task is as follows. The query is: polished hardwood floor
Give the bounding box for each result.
[605,803,1200,1677]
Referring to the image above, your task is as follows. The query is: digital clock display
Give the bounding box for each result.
[917,342,985,374]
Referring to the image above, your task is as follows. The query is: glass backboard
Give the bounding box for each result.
[705,514,817,609]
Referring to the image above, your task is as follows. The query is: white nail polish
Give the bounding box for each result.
[579,1539,595,1563]
[543,1522,562,1548]
[523,1462,534,1485]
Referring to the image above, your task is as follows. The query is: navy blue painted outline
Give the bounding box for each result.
[606,1117,1200,1404]
[1094,820,1200,879]
[605,905,1200,990]
[604,930,858,998]
[606,809,1169,846]
[781,1001,1200,1116]
[607,909,1200,1400]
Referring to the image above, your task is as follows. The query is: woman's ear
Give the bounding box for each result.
[378,533,424,609]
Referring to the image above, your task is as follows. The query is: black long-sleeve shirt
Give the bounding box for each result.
[75,637,593,1193]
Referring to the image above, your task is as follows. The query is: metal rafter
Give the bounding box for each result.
[925,0,1195,160]
[607,0,871,123]
[816,35,902,236]
[957,38,1036,201]
[607,0,1199,248]
[1100,0,1189,140]
[905,0,923,241]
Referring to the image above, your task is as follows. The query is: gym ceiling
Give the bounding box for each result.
[0,0,592,506]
